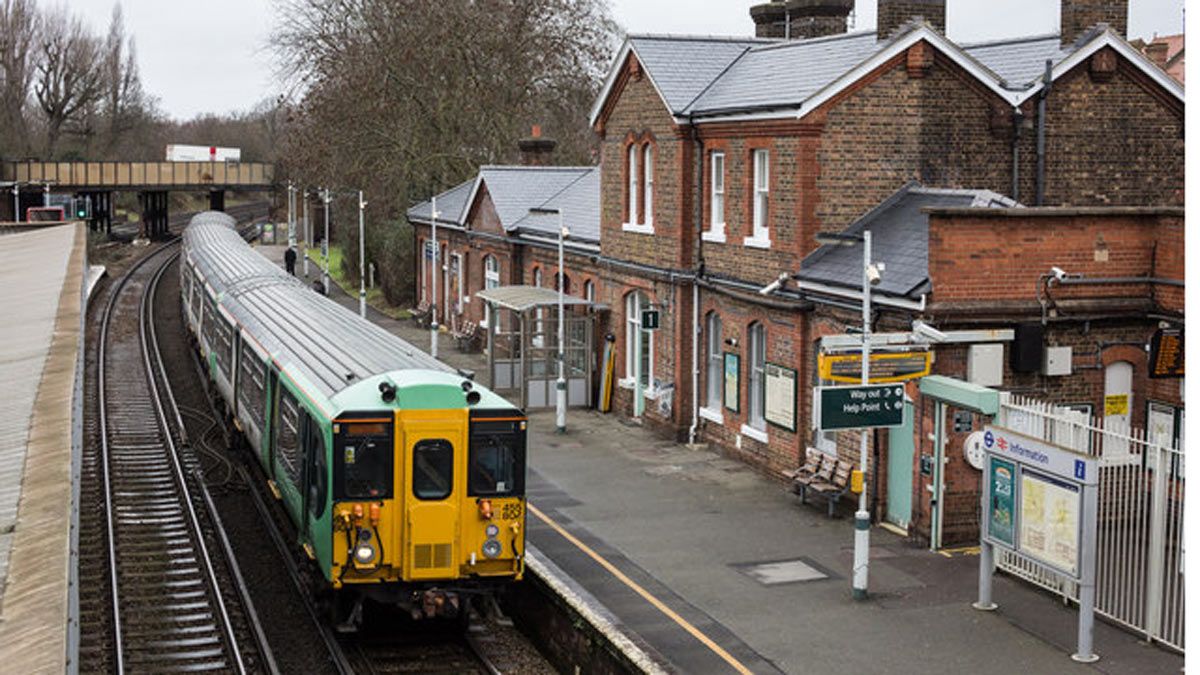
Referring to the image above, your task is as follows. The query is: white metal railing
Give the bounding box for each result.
[994,393,1185,652]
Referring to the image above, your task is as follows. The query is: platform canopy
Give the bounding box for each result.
[476,285,595,312]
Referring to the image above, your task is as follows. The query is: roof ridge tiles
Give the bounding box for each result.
[479,165,597,172]
[958,31,1063,49]
[628,32,775,43]
[745,29,878,53]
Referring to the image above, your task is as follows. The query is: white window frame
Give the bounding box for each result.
[746,149,771,248]
[623,291,654,390]
[584,280,595,302]
[643,144,654,228]
[747,322,766,431]
[703,152,726,243]
[482,255,500,327]
[703,312,723,418]
[626,144,638,226]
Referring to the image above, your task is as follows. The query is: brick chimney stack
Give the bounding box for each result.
[1061,0,1128,47]
[1143,39,1169,68]
[749,0,854,40]
[876,0,946,39]
[517,125,556,166]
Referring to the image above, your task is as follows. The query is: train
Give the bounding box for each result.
[179,211,526,627]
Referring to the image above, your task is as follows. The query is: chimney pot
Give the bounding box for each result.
[531,124,542,138]
[750,0,853,40]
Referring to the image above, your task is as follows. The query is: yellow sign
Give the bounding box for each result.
[819,351,932,384]
[1104,394,1129,417]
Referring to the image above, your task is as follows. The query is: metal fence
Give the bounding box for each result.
[994,394,1184,652]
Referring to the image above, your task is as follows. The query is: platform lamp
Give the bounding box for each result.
[529,206,568,434]
[430,195,440,359]
[302,188,311,277]
[322,187,331,295]
[287,181,296,249]
[357,190,367,318]
[12,182,19,223]
[813,228,882,601]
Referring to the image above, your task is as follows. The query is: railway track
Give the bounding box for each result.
[82,210,274,673]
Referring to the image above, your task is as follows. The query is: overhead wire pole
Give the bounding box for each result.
[358,190,367,318]
[430,195,439,358]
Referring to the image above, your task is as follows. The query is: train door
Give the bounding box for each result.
[272,384,304,524]
[399,411,466,580]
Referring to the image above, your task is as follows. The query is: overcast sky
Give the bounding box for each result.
[65,0,1185,121]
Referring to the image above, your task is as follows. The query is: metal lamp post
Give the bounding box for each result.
[430,195,440,358]
[815,229,879,600]
[322,188,331,295]
[357,190,367,318]
[43,182,49,207]
[530,206,568,433]
[303,189,310,277]
[287,182,296,249]
[12,183,20,223]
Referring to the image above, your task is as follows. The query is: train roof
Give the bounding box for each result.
[182,213,503,412]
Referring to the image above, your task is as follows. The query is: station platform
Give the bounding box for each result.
[257,244,1182,674]
[0,223,88,672]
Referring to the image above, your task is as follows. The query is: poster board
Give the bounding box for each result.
[723,352,740,413]
[987,457,1016,547]
[1018,470,1081,577]
[764,363,797,431]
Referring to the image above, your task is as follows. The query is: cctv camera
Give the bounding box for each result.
[866,264,883,286]
[758,272,789,296]
[1050,266,1067,281]
[911,320,949,343]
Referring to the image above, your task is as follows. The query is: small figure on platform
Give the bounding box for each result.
[284,246,298,275]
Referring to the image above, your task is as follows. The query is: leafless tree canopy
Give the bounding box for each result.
[272,0,618,303]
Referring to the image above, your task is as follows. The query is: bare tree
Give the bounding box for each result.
[34,7,104,158]
[100,4,147,153]
[0,0,38,156]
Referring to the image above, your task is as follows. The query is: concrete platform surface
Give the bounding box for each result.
[256,243,1183,674]
[0,223,87,672]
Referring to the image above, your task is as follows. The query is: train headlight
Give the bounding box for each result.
[354,543,375,564]
[482,539,502,559]
[485,524,500,538]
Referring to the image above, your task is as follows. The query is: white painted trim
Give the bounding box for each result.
[617,377,660,400]
[589,40,678,129]
[701,230,726,244]
[741,423,769,444]
[699,406,724,424]
[742,236,771,249]
[622,222,655,235]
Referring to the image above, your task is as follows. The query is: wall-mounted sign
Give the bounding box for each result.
[764,363,797,432]
[1104,394,1129,417]
[1149,328,1183,378]
[641,309,660,330]
[723,352,740,413]
[818,351,932,384]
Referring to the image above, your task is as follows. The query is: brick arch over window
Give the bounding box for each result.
[1101,344,1147,368]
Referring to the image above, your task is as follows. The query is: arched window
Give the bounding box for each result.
[747,322,766,430]
[555,272,570,294]
[642,144,654,226]
[583,280,595,303]
[706,312,723,410]
[625,291,653,391]
[627,144,638,224]
[482,255,500,327]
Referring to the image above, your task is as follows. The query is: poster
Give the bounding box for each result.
[724,352,740,413]
[1104,394,1129,417]
[1018,470,1081,576]
[764,363,796,431]
[988,457,1016,547]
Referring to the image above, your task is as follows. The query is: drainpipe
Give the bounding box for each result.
[1035,59,1051,205]
[1010,108,1023,202]
[688,115,704,445]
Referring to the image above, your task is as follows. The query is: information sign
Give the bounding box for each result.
[1149,328,1184,378]
[764,363,797,431]
[1019,470,1081,577]
[815,384,905,431]
[818,351,931,384]
[723,352,740,413]
[987,457,1016,547]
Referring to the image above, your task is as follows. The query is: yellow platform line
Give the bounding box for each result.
[528,502,753,675]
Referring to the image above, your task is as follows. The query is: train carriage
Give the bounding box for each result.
[180,212,525,622]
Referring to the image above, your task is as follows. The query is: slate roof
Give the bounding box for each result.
[406,177,475,225]
[960,33,1071,89]
[628,35,766,114]
[407,166,600,245]
[796,184,1017,299]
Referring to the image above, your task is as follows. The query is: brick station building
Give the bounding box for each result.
[408,0,1184,546]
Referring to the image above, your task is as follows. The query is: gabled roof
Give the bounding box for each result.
[590,23,1183,127]
[796,183,1017,299]
[407,165,600,245]
[406,177,475,226]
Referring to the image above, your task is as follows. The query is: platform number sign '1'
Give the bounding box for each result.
[641,308,660,330]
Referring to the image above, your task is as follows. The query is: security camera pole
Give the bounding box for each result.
[853,228,873,600]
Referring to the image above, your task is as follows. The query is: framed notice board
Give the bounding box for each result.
[764,363,797,432]
[724,352,740,413]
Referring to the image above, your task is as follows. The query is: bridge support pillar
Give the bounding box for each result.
[139,191,169,239]
[81,191,113,234]
[209,190,225,212]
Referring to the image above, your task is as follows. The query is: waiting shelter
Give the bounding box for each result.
[476,285,598,410]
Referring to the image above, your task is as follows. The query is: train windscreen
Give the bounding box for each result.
[334,419,394,499]
[468,418,526,497]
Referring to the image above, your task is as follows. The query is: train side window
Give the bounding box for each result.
[413,439,453,500]
[237,343,266,429]
[275,388,301,486]
[202,294,217,348]
[214,313,234,379]
[304,414,327,518]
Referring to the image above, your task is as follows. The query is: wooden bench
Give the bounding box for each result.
[411,300,431,327]
[452,320,479,352]
[791,452,853,517]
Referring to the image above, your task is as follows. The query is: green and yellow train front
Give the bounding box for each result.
[303,371,526,597]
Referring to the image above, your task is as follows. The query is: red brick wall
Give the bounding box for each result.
[1043,53,1184,207]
